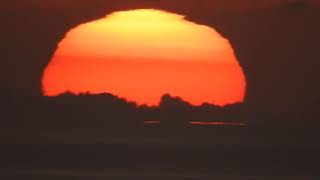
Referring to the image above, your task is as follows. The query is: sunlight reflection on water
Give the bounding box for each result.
[144,121,246,126]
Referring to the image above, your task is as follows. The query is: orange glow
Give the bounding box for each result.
[42,9,246,106]
[143,121,246,127]
[190,122,246,126]
[144,121,161,124]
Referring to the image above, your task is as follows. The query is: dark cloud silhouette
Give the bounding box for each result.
[0,92,245,136]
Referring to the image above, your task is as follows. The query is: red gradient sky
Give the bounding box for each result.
[42,9,246,106]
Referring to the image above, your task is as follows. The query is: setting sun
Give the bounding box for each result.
[42,9,246,106]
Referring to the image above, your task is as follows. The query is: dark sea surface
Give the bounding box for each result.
[1,138,320,180]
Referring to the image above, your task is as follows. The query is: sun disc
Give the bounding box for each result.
[42,9,246,106]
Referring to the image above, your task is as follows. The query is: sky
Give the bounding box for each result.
[0,0,320,118]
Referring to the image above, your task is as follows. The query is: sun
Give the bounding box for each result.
[42,9,246,106]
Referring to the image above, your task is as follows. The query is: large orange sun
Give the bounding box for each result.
[42,9,246,106]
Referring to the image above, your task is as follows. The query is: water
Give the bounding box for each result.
[1,142,320,179]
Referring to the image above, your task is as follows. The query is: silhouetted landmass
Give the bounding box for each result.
[0,92,245,137]
[0,91,319,143]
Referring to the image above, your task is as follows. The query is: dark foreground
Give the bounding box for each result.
[1,136,320,180]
